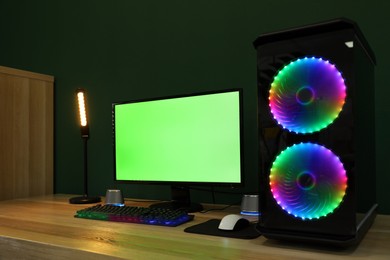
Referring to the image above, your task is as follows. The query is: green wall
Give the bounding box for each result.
[0,0,389,213]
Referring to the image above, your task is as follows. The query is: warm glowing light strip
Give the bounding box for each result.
[77,91,87,127]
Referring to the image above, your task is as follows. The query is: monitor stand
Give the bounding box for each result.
[69,195,101,204]
[149,186,203,213]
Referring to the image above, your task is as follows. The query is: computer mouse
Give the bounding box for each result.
[218,214,250,231]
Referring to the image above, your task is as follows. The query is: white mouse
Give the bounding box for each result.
[218,214,250,231]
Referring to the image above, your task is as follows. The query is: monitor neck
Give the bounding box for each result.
[149,186,203,213]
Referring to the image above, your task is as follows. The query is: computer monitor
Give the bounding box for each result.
[112,89,243,212]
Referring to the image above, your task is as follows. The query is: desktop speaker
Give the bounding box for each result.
[254,18,377,246]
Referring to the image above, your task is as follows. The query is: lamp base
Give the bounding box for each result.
[69,195,101,204]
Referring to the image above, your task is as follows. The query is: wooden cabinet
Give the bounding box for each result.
[0,66,54,200]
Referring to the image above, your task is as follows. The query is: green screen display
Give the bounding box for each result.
[114,90,242,184]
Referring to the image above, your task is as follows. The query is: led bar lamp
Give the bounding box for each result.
[69,89,101,204]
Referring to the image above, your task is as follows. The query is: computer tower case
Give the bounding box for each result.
[254,18,377,246]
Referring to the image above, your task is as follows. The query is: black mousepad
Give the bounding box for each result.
[184,219,261,239]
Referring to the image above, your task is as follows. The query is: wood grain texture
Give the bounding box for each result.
[0,66,54,201]
[0,195,389,260]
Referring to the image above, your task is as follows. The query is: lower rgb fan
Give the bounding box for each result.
[269,57,347,134]
[269,143,347,220]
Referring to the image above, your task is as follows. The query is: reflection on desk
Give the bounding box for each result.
[0,194,389,259]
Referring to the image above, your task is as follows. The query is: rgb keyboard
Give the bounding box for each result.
[75,204,194,227]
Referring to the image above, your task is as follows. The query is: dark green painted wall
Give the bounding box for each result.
[0,0,389,213]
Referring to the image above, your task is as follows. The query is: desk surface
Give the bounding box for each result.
[0,195,389,260]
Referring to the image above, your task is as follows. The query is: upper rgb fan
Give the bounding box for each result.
[269,143,347,220]
[269,57,347,134]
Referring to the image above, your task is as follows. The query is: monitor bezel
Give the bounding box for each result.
[112,88,245,188]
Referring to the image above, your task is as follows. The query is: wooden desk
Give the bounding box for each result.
[0,195,389,259]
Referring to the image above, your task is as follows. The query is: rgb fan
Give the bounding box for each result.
[269,57,346,134]
[269,143,347,220]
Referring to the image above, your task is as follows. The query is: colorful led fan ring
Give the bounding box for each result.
[269,143,347,220]
[269,57,347,134]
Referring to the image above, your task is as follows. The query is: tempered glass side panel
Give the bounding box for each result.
[354,39,376,214]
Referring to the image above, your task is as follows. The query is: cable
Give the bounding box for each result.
[199,201,241,214]
[189,186,258,195]
[124,198,160,203]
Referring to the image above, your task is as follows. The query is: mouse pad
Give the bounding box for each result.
[184,219,261,239]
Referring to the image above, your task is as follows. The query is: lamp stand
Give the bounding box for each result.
[69,136,101,204]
